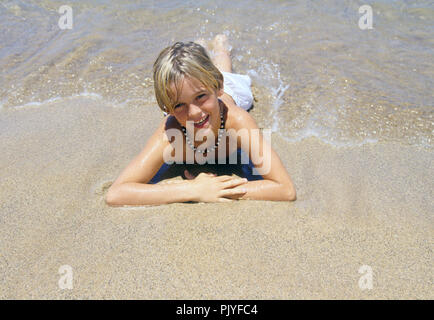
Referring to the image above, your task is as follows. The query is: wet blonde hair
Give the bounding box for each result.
[153,41,223,113]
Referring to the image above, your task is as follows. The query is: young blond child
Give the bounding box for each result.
[106,35,296,206]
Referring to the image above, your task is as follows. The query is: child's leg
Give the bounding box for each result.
[211,34,232,73]
[194,35,232,73]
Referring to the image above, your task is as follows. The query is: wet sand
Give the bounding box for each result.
[0,96,432,299]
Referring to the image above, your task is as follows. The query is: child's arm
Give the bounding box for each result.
[105,119,247,206]
[230,110,297,201]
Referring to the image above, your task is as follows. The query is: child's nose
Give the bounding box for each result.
[187,103,202,118]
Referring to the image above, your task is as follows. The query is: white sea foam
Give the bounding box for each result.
[248,61,289,132]
[9,91,103,110]
[13,97,62,109]
[270,83,289,131]
[248,61,384,148]
[74,91,103,99]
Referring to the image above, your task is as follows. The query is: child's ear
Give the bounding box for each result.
[217,82,224,96]
[162,106,169,116]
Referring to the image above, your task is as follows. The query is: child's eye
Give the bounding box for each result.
[197,94,207,100]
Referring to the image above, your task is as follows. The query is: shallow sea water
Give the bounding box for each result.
[0,0,433,147]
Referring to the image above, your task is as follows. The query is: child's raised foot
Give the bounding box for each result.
[212,34,232,54]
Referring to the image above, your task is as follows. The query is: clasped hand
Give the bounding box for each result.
[185,170,248,203]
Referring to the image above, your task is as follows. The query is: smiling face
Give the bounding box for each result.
[170,76,223,137]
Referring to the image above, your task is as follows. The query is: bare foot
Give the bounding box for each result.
[211,34,232,54]
[209,34,233,72]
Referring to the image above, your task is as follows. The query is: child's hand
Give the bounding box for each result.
[185,170,248,203]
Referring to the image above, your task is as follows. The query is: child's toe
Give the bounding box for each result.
[213,34,231,53]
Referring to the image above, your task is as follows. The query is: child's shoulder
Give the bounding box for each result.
[161,114,182,131]
[150,115,181,147]
[223,97,258,131]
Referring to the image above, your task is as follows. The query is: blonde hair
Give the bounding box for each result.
[153,41,223,113]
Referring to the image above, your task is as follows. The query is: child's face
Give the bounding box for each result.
[170,76,223,133]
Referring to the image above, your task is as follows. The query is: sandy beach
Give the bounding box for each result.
[0,96,432,299]
[1,0,433,300]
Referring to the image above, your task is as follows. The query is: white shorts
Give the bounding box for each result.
[221,71,253,111]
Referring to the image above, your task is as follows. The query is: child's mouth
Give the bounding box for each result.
[193,114,209,128]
